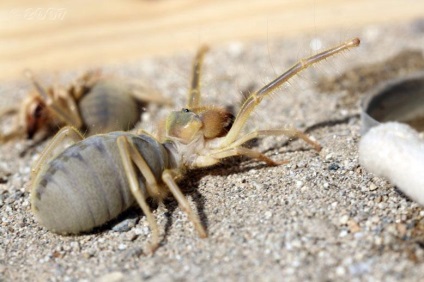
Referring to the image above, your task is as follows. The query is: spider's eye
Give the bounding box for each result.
[182,108,190,113]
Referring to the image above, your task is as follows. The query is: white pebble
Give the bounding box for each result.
[118,244,127,250]
[264,211,273,219]
[339,230,348,237]
[339,215,349,225]
[336,266,346,276]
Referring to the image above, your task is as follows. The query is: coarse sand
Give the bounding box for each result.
[2,20,424,281]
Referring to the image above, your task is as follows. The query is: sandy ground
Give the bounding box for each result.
[2,20,424,281]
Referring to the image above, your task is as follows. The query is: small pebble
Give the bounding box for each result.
[126,231,138,242]
[264,211,273,220]
[340,215,349,225]
[347,220,361,233]
[369,183,378,191]
[328,163,340,171]
[339,230,348,237]
[374,196,383,203]
[295,181,303,188]
[112,218,138,233]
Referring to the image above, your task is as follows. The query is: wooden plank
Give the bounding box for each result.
[0,0,423,81]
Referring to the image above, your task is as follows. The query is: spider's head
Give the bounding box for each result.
[23,94,50,139]
[165,107,234,144]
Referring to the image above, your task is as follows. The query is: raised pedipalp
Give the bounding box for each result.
[219,38,360,148]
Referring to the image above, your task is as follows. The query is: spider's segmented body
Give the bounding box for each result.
[31,132,174,234]
[78,81,142,135]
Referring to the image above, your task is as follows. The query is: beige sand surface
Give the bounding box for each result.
[1,20,424,281]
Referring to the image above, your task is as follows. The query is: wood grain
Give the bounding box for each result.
[0,0,423,81]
